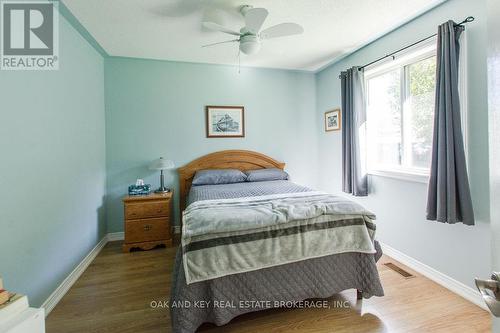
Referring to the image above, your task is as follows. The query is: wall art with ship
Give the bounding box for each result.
[206,106,245,138]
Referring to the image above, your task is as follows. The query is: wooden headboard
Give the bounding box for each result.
[178,150,285,211]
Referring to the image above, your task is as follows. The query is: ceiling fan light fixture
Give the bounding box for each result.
[239,35,261,55]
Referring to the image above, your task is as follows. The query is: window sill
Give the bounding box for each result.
[368,169,429,184]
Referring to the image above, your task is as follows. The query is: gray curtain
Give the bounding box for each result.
[427,21,474,225]
[341,67,367,196]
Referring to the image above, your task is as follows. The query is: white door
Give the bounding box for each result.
[488,0,500,331]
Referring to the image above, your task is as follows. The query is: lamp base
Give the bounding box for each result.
[154,187,171,193]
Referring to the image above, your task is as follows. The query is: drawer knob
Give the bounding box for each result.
[144,225,152,231]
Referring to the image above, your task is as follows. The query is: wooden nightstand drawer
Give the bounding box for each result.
[125,201,169,219]
[125,217,170,243]
[122,192,173,252]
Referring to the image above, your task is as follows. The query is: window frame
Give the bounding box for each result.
[363,35,468,184]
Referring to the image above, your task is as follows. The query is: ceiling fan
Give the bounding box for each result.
[202,5,304,55]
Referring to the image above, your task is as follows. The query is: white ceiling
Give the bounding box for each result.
[62,0,443,71]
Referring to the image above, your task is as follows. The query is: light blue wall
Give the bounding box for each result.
[0,15,106,306]
[315,0,490,288]
[104,58,318,232]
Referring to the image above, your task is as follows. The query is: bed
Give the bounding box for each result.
[170,150,384,333]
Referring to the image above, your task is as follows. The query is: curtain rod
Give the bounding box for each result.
[338,16,474,78]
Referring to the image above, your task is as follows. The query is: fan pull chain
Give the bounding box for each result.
[238,49,241,74]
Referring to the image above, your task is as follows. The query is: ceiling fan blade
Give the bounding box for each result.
[244,8,268,34]
[202,39,239,48]
[202,22,241,36]
[260,23,304,39]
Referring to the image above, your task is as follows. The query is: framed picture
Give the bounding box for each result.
[206,106,245,138]
[325,109,341,131]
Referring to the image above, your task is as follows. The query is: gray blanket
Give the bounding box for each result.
[182,191,377,284]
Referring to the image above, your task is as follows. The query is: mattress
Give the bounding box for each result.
[187,180,312,205]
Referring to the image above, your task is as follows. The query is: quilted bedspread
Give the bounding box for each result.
[170,242,384,333]
[170,181,384,332]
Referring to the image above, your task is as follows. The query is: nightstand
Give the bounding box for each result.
[122,192,173,252]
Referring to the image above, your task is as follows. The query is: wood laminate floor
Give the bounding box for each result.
[46,242,491,333]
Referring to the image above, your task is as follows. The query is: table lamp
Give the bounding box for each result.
[149,157,175,193]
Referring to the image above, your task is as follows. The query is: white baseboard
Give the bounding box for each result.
[107,232,124,241]
[40,231,141,316]
[380,242,487,311]
[41,235,109,316]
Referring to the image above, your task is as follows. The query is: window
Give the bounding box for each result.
[365,38,451,181]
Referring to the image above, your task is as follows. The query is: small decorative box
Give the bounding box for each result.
[128,184,151,196]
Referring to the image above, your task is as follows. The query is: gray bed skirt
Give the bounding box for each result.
[170,242,384,333]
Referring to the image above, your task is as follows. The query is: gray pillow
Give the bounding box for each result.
[245,168,289,182]
[192,169,247,186]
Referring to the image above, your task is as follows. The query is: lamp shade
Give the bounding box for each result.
[149,157,175,170]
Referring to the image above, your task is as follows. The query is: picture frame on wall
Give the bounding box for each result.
[206,105,245,138]
[325,109,341,131]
